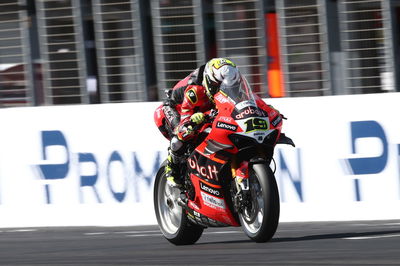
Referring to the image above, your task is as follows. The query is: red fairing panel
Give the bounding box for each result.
[188,174,240,226]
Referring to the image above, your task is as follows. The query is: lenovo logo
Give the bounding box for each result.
[216,121,237,131]
[200,182,221,197]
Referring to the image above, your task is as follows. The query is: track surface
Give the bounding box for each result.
[0,220,399,265]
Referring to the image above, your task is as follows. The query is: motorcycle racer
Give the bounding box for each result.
[154,58,240,187]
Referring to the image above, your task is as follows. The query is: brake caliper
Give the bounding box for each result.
[233,161,251,212]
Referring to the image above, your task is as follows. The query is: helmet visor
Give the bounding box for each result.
[205,75,220,96]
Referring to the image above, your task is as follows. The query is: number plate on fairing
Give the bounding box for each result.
[236,117,275,143]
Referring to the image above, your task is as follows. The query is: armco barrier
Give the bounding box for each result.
[0,94,399,228]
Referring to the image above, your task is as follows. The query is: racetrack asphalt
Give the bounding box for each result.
[0,220,399,265]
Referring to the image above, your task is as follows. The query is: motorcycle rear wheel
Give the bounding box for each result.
[153,164,204,245]
[239,163,280,242]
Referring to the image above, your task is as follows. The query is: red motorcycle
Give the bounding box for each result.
[154,74,294,245]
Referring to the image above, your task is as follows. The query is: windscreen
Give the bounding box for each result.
[219,74,257,108]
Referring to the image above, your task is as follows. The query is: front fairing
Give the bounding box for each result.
[213,75,279,147]
[230,100,273,143]
[185,77,282,227]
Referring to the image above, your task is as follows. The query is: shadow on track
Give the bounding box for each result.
[272,230,400,242]
[195,230,400,245]
[195,239,253,245]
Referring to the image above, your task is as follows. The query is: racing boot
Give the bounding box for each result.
[165,150,182,188]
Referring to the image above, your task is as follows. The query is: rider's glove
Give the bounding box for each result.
[190,112,205,124]
[177,125,194,141]
[185,125,194,135]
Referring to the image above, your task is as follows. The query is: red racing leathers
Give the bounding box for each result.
[154,67,214,142]
[174,85,213,140]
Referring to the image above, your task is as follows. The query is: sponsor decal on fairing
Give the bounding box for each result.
[200,181,222,198]
[214,93,229,104]
[216,121,238,132]
[235,100,256,110]
[233,106,268,120]
[271,115,282,127]
[188,153,219,181]
[201,191,226,210]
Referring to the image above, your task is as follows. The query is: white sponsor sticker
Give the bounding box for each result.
[235,100,256,110]
[201,191,226,210]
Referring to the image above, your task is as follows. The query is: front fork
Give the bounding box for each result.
[232,161,251,212]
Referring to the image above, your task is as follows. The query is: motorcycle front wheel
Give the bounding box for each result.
[153,163,203,245]
[239,163,280,243]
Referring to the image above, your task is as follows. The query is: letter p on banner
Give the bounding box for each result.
[346,121,388,175]
[37,130,70,180]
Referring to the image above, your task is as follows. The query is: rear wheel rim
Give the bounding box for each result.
[157,175,182,235]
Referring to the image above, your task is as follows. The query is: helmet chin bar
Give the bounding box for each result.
[205,88,215,103]
[209,85,219,96]
[203,75,219,102]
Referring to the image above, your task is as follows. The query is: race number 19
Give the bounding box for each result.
[244,118,268,132]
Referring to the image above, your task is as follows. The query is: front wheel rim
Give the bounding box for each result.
[240,174,264,234]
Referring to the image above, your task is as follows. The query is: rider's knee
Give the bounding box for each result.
[170,136,184,153]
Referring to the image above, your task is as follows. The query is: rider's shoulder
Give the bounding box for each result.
[187,64,206,86]
[185,84,204,92]
[184,85,206,104]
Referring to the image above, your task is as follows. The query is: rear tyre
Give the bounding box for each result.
[239,163,280,242]
[153,163,203,245]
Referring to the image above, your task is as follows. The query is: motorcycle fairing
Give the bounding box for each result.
[189,173,240,226]
[186,205,230,228]
[234,117,275,144]
[231,105,268,120]
[186,150,240,226]
[187,151,223,184]
[182,74,288,228]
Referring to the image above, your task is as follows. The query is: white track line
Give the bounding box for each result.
[84,232,108,235]
[349,222,400,227]
[4,229,38,233]
[126,233,162,237]
[344,234,400,240]
[114,230,161,234]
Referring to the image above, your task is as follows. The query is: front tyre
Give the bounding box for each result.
[239,163,280,242]
[153,163,203,245]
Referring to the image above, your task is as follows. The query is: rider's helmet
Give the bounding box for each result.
[203,58,240,100]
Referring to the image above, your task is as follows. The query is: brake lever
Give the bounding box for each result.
[207,109,218,122]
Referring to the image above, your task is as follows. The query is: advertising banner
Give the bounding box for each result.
[0,93,399,227]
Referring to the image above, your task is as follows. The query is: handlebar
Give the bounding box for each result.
[188,109,218,129]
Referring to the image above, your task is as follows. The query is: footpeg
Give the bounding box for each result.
[177,193,189,210]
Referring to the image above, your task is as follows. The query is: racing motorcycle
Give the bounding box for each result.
[154,74,295,245]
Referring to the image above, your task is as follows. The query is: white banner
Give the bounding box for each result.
[0,93,399,227]
[0,103,167,227]
[271,93,400,221]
